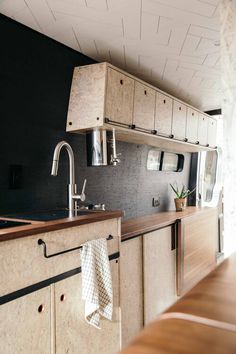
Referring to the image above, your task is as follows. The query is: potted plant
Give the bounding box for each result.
[170,183,196,211]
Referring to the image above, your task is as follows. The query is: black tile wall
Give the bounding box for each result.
[0,14,190,220]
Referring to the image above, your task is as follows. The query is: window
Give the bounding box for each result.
[147,150,184,172]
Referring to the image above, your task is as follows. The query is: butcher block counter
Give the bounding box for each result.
[121,206,211,241]
[120,252,236,354]
[0,210,123,242]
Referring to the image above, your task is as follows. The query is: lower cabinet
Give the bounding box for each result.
[54,259,121,354]
[177,209,218,295]
[0,287,51,354]
[143,226,177,325]
[120,227,177,344]
[0,261,120,354]
[120,237,143,347]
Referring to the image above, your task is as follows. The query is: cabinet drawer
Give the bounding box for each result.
[155,92,173,136]
[0,218,120,296]
[105,68,134,126]
[198,114,208,146]
[186,108,199,143]
[133,82,155,131]
[172,101,187,140]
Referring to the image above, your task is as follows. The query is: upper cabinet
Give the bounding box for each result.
[208,117,217,148]
[198,114,208,146]
[172,100,187,141]
[66,62,217,152]
[133,82,155,131]
[186,108,199,144]
[155,92,173,136]
[105,68,134,126]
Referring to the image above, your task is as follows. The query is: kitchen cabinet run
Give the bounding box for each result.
[67,62,217,153]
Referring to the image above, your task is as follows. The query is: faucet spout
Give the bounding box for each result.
[51,141,75,185]
[51,141,86,212]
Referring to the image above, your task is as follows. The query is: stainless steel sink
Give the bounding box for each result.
[4,209,93,222]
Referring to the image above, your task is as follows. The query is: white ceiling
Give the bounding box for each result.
[0,0,221,111]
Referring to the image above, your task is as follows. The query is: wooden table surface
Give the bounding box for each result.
[120,252,236,354]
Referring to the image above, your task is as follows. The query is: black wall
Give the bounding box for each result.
[0,14,190,219]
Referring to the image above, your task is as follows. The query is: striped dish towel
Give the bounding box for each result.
[80,238,113,329]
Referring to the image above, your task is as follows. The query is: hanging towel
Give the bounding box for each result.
[80,238,113,329]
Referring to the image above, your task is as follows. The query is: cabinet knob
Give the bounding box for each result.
[192,112,194,116]
[60,294,66,302]
[206,144,209,147]
[184,138,188,142]
[196,141,199,145]
[179,106,181,111]
[120,79,123,85]
[169,134,174,139]
[144,90,147,95]
[151,130,157,135]
[129,124,136,129]
[163,99,166,104]
[38,304,45,313]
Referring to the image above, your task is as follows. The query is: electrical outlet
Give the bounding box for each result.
[152,197,160,207]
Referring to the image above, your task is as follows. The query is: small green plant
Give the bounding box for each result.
[170,183,196,199]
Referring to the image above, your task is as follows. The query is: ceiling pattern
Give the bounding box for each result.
[0,0,221,110]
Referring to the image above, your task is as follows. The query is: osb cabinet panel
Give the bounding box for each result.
[143,227,177,325]
[155,92,173,136]
[66,63,106,131]
[132,81,155,131]
[120,237,143,347]
[0,287,51,354]
[54,260,121,354]
[105,68,134,126]
[186,107,199,143]
[172,100,187,140]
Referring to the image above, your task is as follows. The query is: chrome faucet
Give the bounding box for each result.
[51,141,86,213]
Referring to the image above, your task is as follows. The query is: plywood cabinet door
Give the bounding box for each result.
[198,114,208,146]
[54,259,121,354]
[172,100,187,140]
[143,227,177,325]
[208,117,217,147]
[177,209,218,296]
[186,108,199,143]
[0,287,51,354]
[155,92,173,136]
[105,68,134,126]
[120,237,143,347]
[133,82,156,131]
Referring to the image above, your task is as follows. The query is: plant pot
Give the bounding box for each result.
[174,198,187,211]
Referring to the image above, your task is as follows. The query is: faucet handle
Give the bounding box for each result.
[80,179,87,202]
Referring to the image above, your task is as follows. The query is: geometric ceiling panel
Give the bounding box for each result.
[0,0,221,111]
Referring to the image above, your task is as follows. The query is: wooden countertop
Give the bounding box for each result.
[121,207,210,241]
[0,210,123,242]
[120,253,236,354]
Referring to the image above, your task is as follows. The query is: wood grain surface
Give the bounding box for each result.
[121,207,212,241]
[0,210,123,242]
